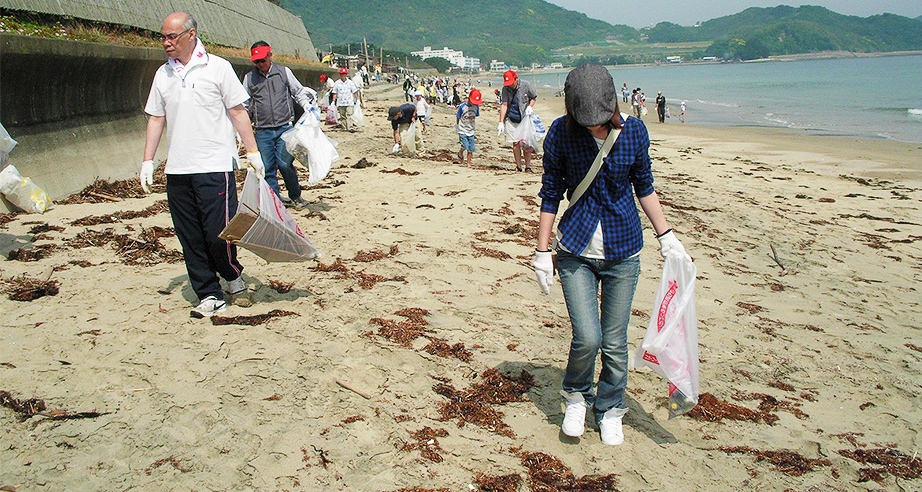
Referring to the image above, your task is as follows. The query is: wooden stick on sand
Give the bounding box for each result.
[769,243,788,276]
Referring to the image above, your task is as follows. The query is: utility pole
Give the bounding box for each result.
[363,36,369,67]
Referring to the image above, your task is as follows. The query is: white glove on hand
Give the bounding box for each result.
[533,250,555,295]
[657,230,691,262]
[497,122,505,136]
[392,143,400,153]
[525,106,534,116]
[139,160,154,193]
[245,152,266,179]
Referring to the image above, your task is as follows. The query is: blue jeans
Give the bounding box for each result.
[255,124,301,200]
[557,249,640,419]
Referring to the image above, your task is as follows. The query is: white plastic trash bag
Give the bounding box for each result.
[512,114,541,151]
[218,169,319,262]
[633,254,699,419]
[399,121,418,155]
[0,122,17,169]
[352,104,365,127]
[0,164,51,214]
[281,112,339,185]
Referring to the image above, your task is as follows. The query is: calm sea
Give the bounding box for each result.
[503,54,922,144]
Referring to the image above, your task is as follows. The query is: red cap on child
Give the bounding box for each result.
[469,89,482,105]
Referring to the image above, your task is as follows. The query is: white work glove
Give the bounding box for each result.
[533,250,555,295]
[497,122,505,136]
[245,151,266,179]
[392,143,400,153]
[139,160,154,193]
[525,106,534,116]
[656,230,691,262]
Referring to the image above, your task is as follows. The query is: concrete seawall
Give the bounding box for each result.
[0,33,335,213]
[0,0,318,60]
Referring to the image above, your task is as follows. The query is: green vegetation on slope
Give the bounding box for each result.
[281,0,639,66]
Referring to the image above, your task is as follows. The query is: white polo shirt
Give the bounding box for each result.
[144,51,249,174]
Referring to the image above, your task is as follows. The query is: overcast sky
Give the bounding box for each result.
[545,0,922,28]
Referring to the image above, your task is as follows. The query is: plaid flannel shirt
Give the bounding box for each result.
[538,115,655,261]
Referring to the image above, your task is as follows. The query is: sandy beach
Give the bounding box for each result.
[0,80,920,491]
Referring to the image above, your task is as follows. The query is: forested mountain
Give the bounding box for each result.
[645,6,922,59]
[282,0,639,66]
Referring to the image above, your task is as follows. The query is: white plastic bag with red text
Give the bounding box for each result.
[633,255,699,419]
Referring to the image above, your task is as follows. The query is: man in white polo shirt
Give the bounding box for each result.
[140,11,267,318]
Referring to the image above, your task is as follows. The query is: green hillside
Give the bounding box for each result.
[281,0,639,65]
[644,6,922,60]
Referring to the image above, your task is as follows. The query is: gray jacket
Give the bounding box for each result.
[243,63,316,129]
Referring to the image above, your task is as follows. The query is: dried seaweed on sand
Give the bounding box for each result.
[397,426,449,462]
[210,310,297,326]
[70,200,169,226]
[719,446,831,476]
[5,276,59,301]
[687,392,779,424]
[0,390,110,421]
[432,369,535,438]
[838,448,922,482]
[515,449,620,491]
[7,244,58,262]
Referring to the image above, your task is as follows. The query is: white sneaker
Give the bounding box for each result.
[599,407,629,445]
[560,391,588,437]
[190,296,227,318]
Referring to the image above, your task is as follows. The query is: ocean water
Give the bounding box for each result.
[510,54,922,143]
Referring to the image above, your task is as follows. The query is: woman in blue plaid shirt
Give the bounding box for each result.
[532,63,691,446]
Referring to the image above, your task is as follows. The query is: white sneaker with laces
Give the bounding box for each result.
[599,407,629,445]
[560,391,588,437]
[190,296,227,318]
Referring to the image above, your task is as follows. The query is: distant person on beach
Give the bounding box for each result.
[320,73,334,106]
[533,62,690,445]
[331,67,359,131]
[141,12,263,317]
[631,88,644,119]
[387,103,420,155]
[243,41,315,210]
[622,83,629,103]
[655,91,667,123]
[403,75,414,101]
[680,101,686,123]
[415,91,430,133]
[455,88,482,167]
[498,69,538,172]
[352,70,366,109]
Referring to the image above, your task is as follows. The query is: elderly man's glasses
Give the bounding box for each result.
[160,28,190,42]
[253,58,269,65]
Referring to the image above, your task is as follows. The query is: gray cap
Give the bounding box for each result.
[565,63,616,126]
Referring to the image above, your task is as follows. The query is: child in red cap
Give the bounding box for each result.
[455,88,482,167]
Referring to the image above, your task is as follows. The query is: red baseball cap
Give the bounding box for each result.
[339,67,348,74]
[320,74,327,81]
[469,89,482,105]
[250,45,271,62]
[503,70,517,86]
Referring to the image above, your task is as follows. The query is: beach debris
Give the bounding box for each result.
[351,157,376,168]
[70,200,169,226]
[352,244,399,262]
[422,338,473,362]
[60,173,158,204]
[268,280,295,293]
[7,244,58,261]
[313,257,406,290]
[397,426,449,462]
[718,446,831,476]
[905,343,922,353]
[472,242,511,260]
[386,488,450,492]
[686,392,779,424]
[766,243,789,275]
[433,368,535,438]
[473,473,522,492]
[0,211,22,228]
[368,308,433,346]
[838,448,922,483]
[0,390,110,421]
[515,449,620,490]
[144,456,192,475]
[421,149,456,163]
[210,310,297,326]
[302,445,332,468]
[736,392,808,419]
[27,223,64,235]
[4,275,59,301]
[381,168,420,176]
[263,394,282,401]
[735,301,764,315]
[69,227,182,265]
[335,380,371,400]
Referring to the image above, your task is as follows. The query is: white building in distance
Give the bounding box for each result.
[412,46,480,72]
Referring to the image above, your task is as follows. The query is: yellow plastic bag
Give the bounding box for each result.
[0,164,51,214]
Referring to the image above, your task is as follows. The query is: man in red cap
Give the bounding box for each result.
[243,40,316,209]
[331,67,360,131]
[498,69,538,172]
